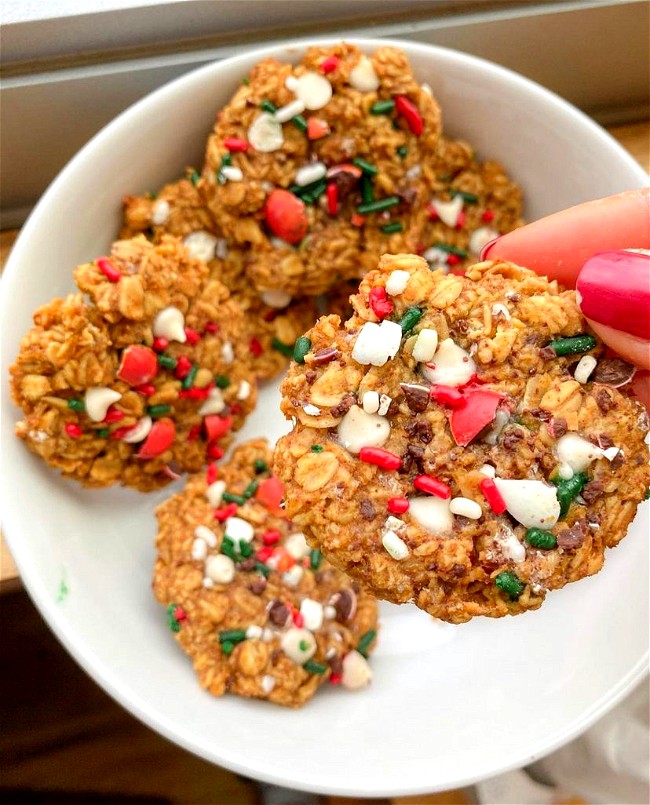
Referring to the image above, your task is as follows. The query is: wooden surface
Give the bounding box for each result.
[0,120,646,805]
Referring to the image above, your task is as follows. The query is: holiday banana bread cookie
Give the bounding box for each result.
[121,175,320,379]
[11,235,257,490]
[275,253,650,623]
[153,439,378,707]
[200,43,442,296]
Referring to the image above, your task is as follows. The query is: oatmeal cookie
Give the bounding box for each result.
[275,253,649,623]
[153,439,378,707]
[11,235,257,490]
[200,43,442,296]
[122,175,319,379]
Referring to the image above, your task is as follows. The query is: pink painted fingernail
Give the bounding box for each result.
[479,236,501,260]
[577,250,650,340]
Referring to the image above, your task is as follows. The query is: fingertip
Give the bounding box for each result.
[584,318,650,371]
[631,370,650,412]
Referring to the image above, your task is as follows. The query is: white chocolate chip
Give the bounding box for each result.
[337,405,390,454]
[449,497,482,519]
[469,225,498,256]
[483,409,510,446]
[191,538,207,561]
[303,403,321,416]
[205,480,226,508]
[558,462,574,480]
[237,380,251,401]
[362,390,380,414]
[183,231,218,262]
[220,165,243,182]
[300,598,324,631]
[491,303,511,320]
[422,246,449,269]
[352,319,402,366]
[385,270,410,296]
[121,415,153,444]
[282,564,304,588]
[405,164,422,181]
[430,195,463,228]
[574,354,598,384]
[280,627,316,664]
[408,496,454,535]
[324,605,337,619]
[295,161,327,186]
[382,530,409,560]
[385,515,406,533]
[421,82,433,96]
[198,387,226,416]
[247,113,284,152]
[496,527,526,563]
[224,516,254,545]
[215,238,229,259]
[349,56,379,92]
[493,478,561,529]
[603,446,621,461]
[205,554,236,584]
[342,650,373,690]
[84,387,122,422]
[411,328,439,363]
[260,289,292,308]
[284,532,310,559]
[261,674,276,693]
[153,306,186,343]
[480,464,496,478]
[294,71,332,110]
[285,75,299,92]
[195,524,217,547]
[377,394,392,417]
[246,625,263,640]
[202,577,214,589]
[274,97,306,122]
[554,433,604,474]
[420,338,476,387]
[151,199,170,225]
[221,342,234,363]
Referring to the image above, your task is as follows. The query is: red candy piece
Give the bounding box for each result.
[326,182,339,215]
[262,529,281,546]
[359,447,401,471]
[184,327,200,345]
[292,610,304,627]
[387,496,409,514]
[449,389,504,447]
[174,355,192,379]
[320,54,340,74]
[426,203,439,221]
[187,424,201,442]
[276,549,295,573]
[250,338,265,356]
[64,423,83,439]
[395,95,424,136]
[480,477,507,514]
[307,117,330,140]
[204,321,220,334]
[329,673,343,685]
[265,189,308,245]
[369,286,394,320]
[413,474,451,499]
[351,213,365,227]
[103,407,124,424]
[110,426,131,440]
[207,443,224,460]
[203,414,233,443]
[256,546,274,563]
[482,209,495,222]
[138,418,175,459]
[97,257,121,283]
[224,137,248,152]
[447,253,461,267]
[430,385,466,409]
[152,337,169,353]
[456,210,467,230]
[206,462,219,485]
[173,605,188,623]
[214,502,238,522]
[256,476,284,514]
[135,383,156,397]
[117,345,158,386]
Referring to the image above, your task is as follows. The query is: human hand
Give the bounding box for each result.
[481,187,650,408]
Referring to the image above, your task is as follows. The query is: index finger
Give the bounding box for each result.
[481,187,650,288]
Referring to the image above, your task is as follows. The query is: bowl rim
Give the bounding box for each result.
[2,35,648,797]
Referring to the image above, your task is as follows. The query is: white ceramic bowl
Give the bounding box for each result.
[1,38,648,798]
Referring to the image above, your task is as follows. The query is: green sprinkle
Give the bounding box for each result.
[645,489,650,500]
[157,354,177,370]
[67,399,85,412]
[399,306,423,333]
[397,145,409,158]
[147,404,171,418]
[220,536,237,560]
[357,629,377,656]
[147,191,158,200]
[432,242,469,258]
[219,629,247,643]
[223,492,246,506]
[239,541,254,558]
[370,99,396,115]
[450,188,479,204]
[260,99,277,113]
[271,337,294,357]
[300,179,326,205]
[357,195,400,215]
[255,561,270,577]
[361,174,374,205]
[215,375,231,389]
[189,170,200,187]
[221,153,232,167]
[298,639,310,652]
[311,444,323,453]
[221,641,235,655]
[254,459,268,474]
[244,479,259,499]
[181,364,198,390]
[495,571,525,601]
[546,334,597,357]
[554,472,588,518]
[242,76,250,85]
[96,428,109,439]
[525,528,557,550]
[353,157,378,176]
[291,114,308,132]
[381,221,403,234]
[303,660,327,675]
[293,336,312,364]
[167,603,182,633]
[310,549,322,570]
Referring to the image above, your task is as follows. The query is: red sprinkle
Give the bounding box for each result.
[249,338,264,357]
[135,383,156,397]
[230,403,241,415]
[292,610,304,627]
[307,117,330,141]
[256,546,274,563]
[413,474,451,499]
[97,257,121,282]
[480,477,507,514]
[173,605,188,623]
[387,497,410,514]
[369,286,394,320]
[64,423,83,439]
[187,424,201,442]
[447,253,461,267]
[152,337,169,353]
[204,321,220,334]
[179,387,210,400]
[351,213,366,227]
[426,203,439,221]
[263,529,281,546]
[430,385,466,408]
[206,463,219,485]
[359,447,402,471]
[262,308,279,323]
[174,355,193,379]
[207,443,225,460]
[326,182,339,216]
[103,408,124,424]
[320,54,340,74]
[214,502,238,522]
[329,673,343,685]
[482,209,495,222]
[184,327,200,345]
[203,414,233,443]
[111,426,131,440]
[456,210,467,229]
[395,95,424,136]
[224,137,248,152]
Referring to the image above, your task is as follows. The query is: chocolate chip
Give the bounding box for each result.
[400,382,430,413]
[557,518,587,549]
[449,563,467,578]
[610,451,625,470]
[305,370,316,385]
[588,433,614,449]
[331,589,357,622]
[329,655,343,676]
[582,480,604,504]
[268,600,290,627]
[329,394,355,418]
[455,318,469,334]
[404,418,433,444]
[548,417,568,439]
[528,408,551,421]
[330,169,358,197]
[312,347,340,365]
[592,358,636,388]
[248,577,267,595]
[237,557,256,571]
[387,399,400,417]
[359,498,376,520]
[524,332,544,346]
[502,428,524,450]
[595,388,614,413]
[397,186,419,206]
[539,346,556,360]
